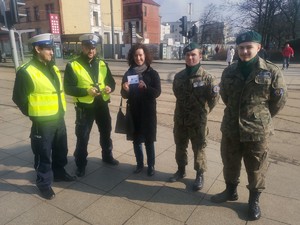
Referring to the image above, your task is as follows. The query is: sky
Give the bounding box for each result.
[155,0,225,22]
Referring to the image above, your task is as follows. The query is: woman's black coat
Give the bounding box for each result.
[121,66,161,142]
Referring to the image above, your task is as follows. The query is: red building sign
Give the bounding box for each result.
[49,14,61,34]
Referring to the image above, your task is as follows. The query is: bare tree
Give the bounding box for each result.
[198,4,222,45]
[275,0,300,39]
[233,0,300,49]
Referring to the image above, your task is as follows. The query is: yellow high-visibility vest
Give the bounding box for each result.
[25,64,66,117]
[70,60,110,103]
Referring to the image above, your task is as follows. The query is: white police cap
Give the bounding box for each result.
[79,33,100,46]
[29,33,54,47]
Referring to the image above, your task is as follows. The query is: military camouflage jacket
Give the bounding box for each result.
[220,57,287,141]
[173,66,219,127]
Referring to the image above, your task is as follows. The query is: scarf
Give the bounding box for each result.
[132,64,148,76]
[186,63,201,76]
[238,55,259,79]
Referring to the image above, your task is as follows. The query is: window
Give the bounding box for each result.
[114,33,119,44]
[34,6,40,21]
[36,28,41,34]
[104,32,110,44]
[25,8,31,22]
[93,11,99,26]
[144,23,147,32]
[144,6,147,16]
[45,4,54,17]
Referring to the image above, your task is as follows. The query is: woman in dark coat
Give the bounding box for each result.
[121,43,161,176]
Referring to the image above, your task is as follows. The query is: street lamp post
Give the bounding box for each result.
[110,0,115,58]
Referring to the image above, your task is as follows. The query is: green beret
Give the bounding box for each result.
[183,43,201,55]
[236,31,262,45]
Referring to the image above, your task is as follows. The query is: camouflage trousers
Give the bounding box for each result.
[173,124,207,172]
[221,135,269,192]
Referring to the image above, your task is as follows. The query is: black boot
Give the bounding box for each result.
[248,191,261,220]
[169,166,186,182]
[193,170,204,191]
[211,183,239,203]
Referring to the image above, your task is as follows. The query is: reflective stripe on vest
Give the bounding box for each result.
[26,65,66,117]
[70,60,110,103]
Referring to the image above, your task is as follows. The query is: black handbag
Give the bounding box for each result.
[115,97,134,135]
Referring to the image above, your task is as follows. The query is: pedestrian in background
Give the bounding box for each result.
[169,43,220,191]
[121,43,161,176]
[12,33,76,200]
[215,45,220,54]
[282,43,294,70]
[64,33,118,178]
[211,31,288,220]
[226,46,235,65]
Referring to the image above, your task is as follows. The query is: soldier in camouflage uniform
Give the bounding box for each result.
[169,43,220,191]
[210,31,288,220]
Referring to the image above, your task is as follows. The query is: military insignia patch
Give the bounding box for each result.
[213,85,220,93]
[256,71,271,84]
[193,81,205,88]
[274,88,284,96]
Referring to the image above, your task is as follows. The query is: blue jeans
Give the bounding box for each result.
[133,140,155,167]
[283,57,290,69]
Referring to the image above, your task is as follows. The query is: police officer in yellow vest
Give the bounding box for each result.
[64,33,118,177]
[12,33,76,200]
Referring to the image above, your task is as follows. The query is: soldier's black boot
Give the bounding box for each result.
[248,191,261,220]
[211,183,239,203]
[169,166,186,182]
[193,170,204,191]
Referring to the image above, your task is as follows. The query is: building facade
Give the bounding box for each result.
[123,0,160,44]
[0,0,123,57]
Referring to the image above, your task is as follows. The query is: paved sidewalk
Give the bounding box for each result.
[0,64,299,225]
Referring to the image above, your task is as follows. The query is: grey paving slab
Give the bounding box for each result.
[0,155,31,177]
[110,176,163,206]
[0,135,22,148]
[64,218,91,225]
[77,195,141,225]
[1,141,32,157]
[1,166,35,186]
[0,150,10,161]
[186,199,247,225]
[261,192,300,225]
[80,166,129,192]
[6,202,73,225]
[124,207,184,225]
[0,180,19,198]
[266,161,300,200]
[0,191,41,225]
[50,182,104,215]
[144,186,201,222]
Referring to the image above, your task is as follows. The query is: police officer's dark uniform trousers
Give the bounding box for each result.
[12,57,74,197]
[64,54,116,174]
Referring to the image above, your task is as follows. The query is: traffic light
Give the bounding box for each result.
[179,16,187,37]
[10,0,26,25]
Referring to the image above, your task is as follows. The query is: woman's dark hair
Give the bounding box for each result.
[127,43,152,67]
